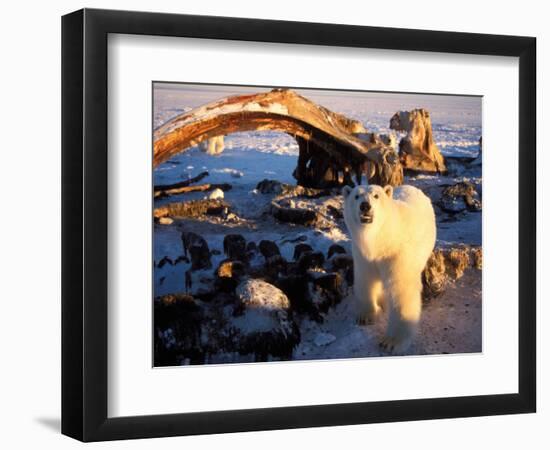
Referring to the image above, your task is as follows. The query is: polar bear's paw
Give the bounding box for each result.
[357,305,382,325]
[379,334,413,354]
[357,311,378,325]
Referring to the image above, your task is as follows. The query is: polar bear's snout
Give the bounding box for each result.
[359,201,371,212]
[359,201,373,223]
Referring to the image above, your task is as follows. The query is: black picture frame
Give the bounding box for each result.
[62,8,536,442]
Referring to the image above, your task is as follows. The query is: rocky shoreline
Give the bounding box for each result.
[152,88,482,365]
[153,174,482,366]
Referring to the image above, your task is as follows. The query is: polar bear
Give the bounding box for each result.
[343,183,436,353]
[198,135,225,155]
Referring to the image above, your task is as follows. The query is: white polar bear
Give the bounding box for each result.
[343,183,436,353]
[198,135,225,155]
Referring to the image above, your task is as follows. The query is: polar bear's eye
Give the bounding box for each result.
[374,194,379,199]
[355,195,359,200]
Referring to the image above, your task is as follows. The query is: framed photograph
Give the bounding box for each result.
[62,8,536,442]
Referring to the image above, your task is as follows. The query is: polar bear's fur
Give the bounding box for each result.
[343,183,436,353]
[198,135,225,155]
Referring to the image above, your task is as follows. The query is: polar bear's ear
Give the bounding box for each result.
[384,185,393,198]
[342,185,352,199]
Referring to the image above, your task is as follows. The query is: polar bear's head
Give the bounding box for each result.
[342,184,393,232]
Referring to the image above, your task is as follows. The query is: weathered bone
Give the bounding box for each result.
[154,89,403,186]
[390,109,446,173]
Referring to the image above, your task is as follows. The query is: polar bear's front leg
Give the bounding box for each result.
[380,275,422,353]
[354,262,384,325]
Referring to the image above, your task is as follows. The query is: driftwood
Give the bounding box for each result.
[390,109,446,173]
[154,171,209,193]
[154,199,229,219]
[256,179,330,198]
[154,89,403,187]
[153,170,232,198]
[154,183,232,198]
[271,202,321,227]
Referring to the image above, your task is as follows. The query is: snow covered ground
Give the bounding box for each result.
[153,83,482,364]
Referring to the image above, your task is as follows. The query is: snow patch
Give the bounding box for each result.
[208,188,224,200]
[314,332,337,347]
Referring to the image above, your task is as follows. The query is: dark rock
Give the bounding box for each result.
[264,255,289,279]
[278,270,346,322]
[256,179,284,194]
[215,259,247,292]
[308,272,345,312]
[329,254,354,285]
[275,274,311,315]
[245,241,258,260]
[154,294,204,366]
[297,251,325,273]
[174,255,189,265]
[439,181,482,213]
[223,234,248,262]
[326,204,343,219]
[272,202,321,227]
[329,254,353,271]
[217,259,247,279]
[181,231,211,270]
[259,240,281,259]
[327,244,346,259]
[293,243,313,261]
[157,256,174,268]
[208,291,238,306]
[314,272,339,290]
